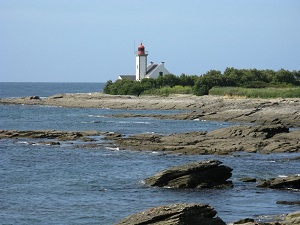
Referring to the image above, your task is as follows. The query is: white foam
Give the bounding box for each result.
[17,141,29,145]
[278,175,288,178]
[105,147,120,151]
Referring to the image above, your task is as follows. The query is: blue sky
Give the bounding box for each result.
[1,0,299,82]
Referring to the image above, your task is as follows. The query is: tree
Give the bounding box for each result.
[193,70,223,96]
[223,67,242,86]
[179,73,196,86]
[272,69,296,85]
[103,80,113,94]
[141,78,157,90]
[162,74,180,87]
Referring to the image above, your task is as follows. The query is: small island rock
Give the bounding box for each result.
[257,175,300,189]
[114,203,226,225]
[144,160,232,188]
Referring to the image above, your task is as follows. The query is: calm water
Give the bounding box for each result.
[0,83,299,224]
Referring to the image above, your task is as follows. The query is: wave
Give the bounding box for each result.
[17,141,29,145]
[108,121,152,125]
[88,115,106,118]
[105,147,120,151]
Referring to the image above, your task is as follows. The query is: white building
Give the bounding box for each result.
[118,43,170,81]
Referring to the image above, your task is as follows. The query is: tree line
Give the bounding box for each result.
[103,68,300,96]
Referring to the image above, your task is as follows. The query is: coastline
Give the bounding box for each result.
[1,92,300,224]
[1,92,300,127]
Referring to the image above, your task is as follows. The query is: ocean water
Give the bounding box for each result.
[0,82,299,224]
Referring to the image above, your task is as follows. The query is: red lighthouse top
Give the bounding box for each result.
[137,43,145,55]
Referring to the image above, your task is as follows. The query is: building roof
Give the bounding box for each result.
[146,64,158,75]
[118,75,135,80]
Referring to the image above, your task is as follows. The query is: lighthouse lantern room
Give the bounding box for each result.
[135,43,148,81]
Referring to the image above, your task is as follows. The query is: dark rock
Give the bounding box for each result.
[102,132,123,140]
[40,141,60,146]
[276,201,300,205]
[0,129,101,143]
[257,175,300,189]
[49,94,64,99]
[144,160,233,189]
[233,218,255,224]
[29,96,40,100]
[114,203,226,225]
[239,177,257,182]
[251,124,289,139]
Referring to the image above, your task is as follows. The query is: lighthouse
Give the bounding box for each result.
[135,43,148,81]
[118,42,171,81]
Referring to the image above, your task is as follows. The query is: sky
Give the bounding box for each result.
[1,0,300,82]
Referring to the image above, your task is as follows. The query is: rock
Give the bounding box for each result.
[144,160,232,188]
[102,132,123,140]
[239,177,257,182]
[219,211,300,225]
[276,201,300,205]
[207,124,288,140]
[257,175,300,189]
[233,218,255,224]
[285,211,300,224]
[29,96,40,100]
[1,94,300,126]
[114,203,226,225]
[40,141,61,146]
[113,124,298,155]
[0,130,103,148]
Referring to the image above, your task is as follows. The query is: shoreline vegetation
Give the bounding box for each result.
[103,67,300,97]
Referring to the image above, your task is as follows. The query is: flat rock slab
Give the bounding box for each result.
[257,175,300,190]
[0,130,102,141]
[113,124,299,155]
[114,203,226,225]
[144,160,232,188]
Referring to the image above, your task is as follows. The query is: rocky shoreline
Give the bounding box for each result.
[1,93,300,127]
[1,124,299,154]
[1,93,300,224]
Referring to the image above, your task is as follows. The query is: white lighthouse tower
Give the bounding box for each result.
[135,43,148,81]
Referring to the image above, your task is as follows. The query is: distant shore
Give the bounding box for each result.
[1,92,300,127]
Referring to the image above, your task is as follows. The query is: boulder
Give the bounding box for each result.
[29,95,40,100]
[114,203,226,225]
[144,160,232,188]
[257,175,300,189]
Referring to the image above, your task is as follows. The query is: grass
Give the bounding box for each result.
[209,87,300,98]
[142,86,193,96]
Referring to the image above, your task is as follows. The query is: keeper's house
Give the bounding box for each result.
[118,43,170,81]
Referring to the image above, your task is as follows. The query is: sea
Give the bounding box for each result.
[0,82,299,225]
